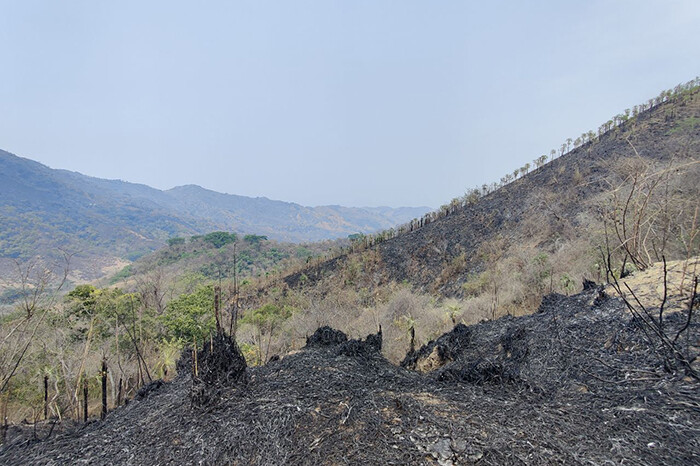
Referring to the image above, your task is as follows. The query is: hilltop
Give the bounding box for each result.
[0,151,429,279]
[101,230,342,293]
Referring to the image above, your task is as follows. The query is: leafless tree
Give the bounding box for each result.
[0,251,72,397]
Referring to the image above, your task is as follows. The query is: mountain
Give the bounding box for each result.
[160,184,429,242]
[0,151,430,279]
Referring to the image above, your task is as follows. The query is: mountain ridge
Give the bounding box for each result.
[0,150,430,279]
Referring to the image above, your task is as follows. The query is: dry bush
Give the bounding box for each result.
[459,295,496,324]
[345,288,455,363]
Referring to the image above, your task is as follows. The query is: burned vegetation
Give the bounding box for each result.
[1,282,698,465]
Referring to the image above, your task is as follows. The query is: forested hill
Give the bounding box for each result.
[0,151,429,279]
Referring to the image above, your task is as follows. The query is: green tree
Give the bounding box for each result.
[535,154,548,169]
[241,303,292,364]
[160,285,215,344]
[243,234,268,245]
[528,253,552,295]
[202,231,237,249]
[66,285,99,317]
[167,237,185,247]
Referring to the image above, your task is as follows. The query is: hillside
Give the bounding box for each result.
[0,151,429,279]
[103,83,700,319]
[281,84,700,301]
[1,283,697,465]
[94,81,700,368]
[103,231,341,293]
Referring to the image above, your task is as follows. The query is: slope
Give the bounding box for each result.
[281,84,700,302]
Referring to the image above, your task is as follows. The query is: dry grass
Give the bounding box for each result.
[609,256,700,313]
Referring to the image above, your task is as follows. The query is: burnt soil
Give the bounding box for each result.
[1,285,698,465]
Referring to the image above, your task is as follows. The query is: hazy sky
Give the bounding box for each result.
[1,1,699,208]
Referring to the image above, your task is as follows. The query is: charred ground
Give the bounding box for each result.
[1,284,698,465]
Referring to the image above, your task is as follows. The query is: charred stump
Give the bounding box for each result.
[101,360,108,420]
[82,379,88,423]
[183,333,248,407]
[43,375,48,421]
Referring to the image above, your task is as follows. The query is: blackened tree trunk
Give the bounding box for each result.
[44,375,48,420]
[82,379,88,423]
[101,360,108,420]
[116,378,123,408]
[214,286,221,334]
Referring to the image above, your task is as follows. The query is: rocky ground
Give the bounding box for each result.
[1,283,698,465]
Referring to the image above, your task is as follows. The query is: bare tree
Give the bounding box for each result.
[602,140,700,276]
[0,252,71,397]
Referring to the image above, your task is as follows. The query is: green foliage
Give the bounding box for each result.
[295,246,314,260]
[395,314,416,333]
[239,342,258,365]
[108,265,133,285]
[344,257,362,285]
[167,237,186,247]
[560,273,575,295]
[264,248,287,262]
[160,285,215,343]
[113,228,333,289]
[66,285,99,318]
[64,285,132,342]
[242,303,291,329]
[241,302,293,364]
[244,234,268,245]
[154,339,182,378]
[529,253,552,293]
[463,189,480,205]
[462,272,490,297]
[670,116,700,134]
[532,252,549,268]
[202,231,237,249]
[125,249,149,262]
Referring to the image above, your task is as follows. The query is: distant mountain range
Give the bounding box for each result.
[0,149,430,278]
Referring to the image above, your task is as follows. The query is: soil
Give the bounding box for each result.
[1,284,698,465]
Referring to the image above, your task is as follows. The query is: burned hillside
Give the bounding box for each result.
[1,283,698,465]
[283,88,700,298]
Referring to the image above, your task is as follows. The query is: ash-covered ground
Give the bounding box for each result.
[1,284,698,465]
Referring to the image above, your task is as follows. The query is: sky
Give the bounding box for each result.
[1,1,699,208]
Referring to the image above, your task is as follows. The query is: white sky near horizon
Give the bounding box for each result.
[1,1,699,209]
